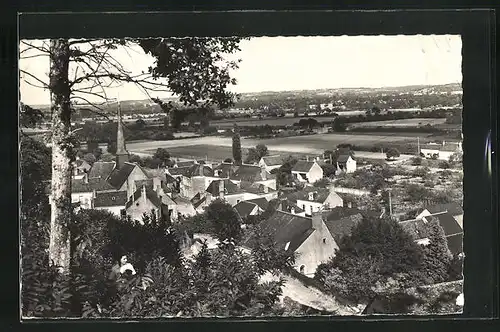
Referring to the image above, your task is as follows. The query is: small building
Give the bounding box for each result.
[258,155,284,172]
[336,154,356,174]
[125,185,166,223]
[416,202,464,229]
[291,160,324,184]
[287,187,344,217]
[205,179,277,207]
[234,200,264,219]
[249,210,338,278]
[93,191,128,217]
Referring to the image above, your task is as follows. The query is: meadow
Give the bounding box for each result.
[348,118,447,128]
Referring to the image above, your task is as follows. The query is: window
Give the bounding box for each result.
[299,265,305,274]
[120,209,126,218]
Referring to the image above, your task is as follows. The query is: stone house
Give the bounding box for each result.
[291,160,324,184]
[336,154,357,174]
[286,187,344,217]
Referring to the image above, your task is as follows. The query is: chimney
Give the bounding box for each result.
[308,192,315,201]
[347,201,352,208]
[199,165,204,177]
[218,180,225,199]
[142,185,147,203]
[311,212,323,230]
[290,207,295,215]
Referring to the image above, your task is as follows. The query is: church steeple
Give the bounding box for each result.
[115,98,129,169]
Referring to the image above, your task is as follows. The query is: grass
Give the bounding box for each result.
[349,118,447,128]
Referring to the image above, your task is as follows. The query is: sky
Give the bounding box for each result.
[19,35,462,106]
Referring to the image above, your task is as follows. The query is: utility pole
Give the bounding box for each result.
[388,189,393,218]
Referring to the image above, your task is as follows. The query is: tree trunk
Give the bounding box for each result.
[48,39,72,273]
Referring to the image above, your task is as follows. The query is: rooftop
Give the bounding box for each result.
[234,200,259,218]
[107,162,138,189]
[72,177,116,193]
[87,161,115,180]
[292,161,317,173]
[125,186,162,209]
[94,191,128,208]
[261,155,284,166]
[323,213,363,242]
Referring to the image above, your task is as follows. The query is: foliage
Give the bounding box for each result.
[410,156,422,166]
[313,178,330,188]
[438,161,450,169]
[274,155,299,187]
[83,153,97,165]
[316,216,424,303]
[447,254,464,281]
[232,125,242,165]
[405,183,431,203]
[416,220,453,284]
[20,137,52,219]
[321,163,337,178]
[223,158,233,163]
[412,166,430,178]
[205,199,242,242]
[245,144,269,164]
[386,147,401,160]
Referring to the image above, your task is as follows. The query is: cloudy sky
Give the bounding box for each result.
[19,35,462,106]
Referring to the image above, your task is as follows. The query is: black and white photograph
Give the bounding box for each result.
[19,34,464,318]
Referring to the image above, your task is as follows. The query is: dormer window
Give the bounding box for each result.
[308,192,314,201]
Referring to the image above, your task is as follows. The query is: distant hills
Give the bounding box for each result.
[28,83,462,113]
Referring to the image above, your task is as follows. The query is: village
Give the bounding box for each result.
[63,102,464,314]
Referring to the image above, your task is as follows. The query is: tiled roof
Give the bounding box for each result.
[230,164,271,182]
[183,164,214,178]
[234,201,258,218]
[426,212,463,236]
[246,197,269,210]
[337,154,353,163]
[143,168,167,181]
[213,163,238,177]
[423,202,463,216]
[167,166,193,177]
[135,179,154,190]
[261,155,284,166]
[206,179,241,195]
[446,233,463,254]
[192,195,207,209]
[72,177,116,193]
[173,195,194,206]
[252,210,313,253]
[87,161,115,180]
[94,191,128,207]
[107,162,137,189]
[292,161,316,173]
[321,207,364,221]
[287,187,336,204]
[278,198,305,214]
[323,213,363,242]
[175,160,197,168]
[125,186,162,209]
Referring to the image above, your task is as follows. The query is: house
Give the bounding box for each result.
[176,164,217,199]
[336,154,356,174]
[172,195,197,220]
[125,185,168,223]
[399,211,463,255]
[229,164,277,191]
[249,210,338,277]
[93,191,128,217]
[291,160,324,184]
[234,200,264,219]
[258,155,284,172]
[277,198,307,217]
[107,161,150,198]
[205,178,276,207]
[71,176,116,209]
[420,141,462,160]
[286,187,344,217]
[416,202,463,228]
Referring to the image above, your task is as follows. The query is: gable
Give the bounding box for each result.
[107,162,137,189]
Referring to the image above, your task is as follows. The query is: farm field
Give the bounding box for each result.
[210,116,341,128]
[127,133,427,160]
[348,118,447,128]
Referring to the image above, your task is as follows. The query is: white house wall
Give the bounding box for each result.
[71,192,94,209]
[296,200,324,216]
[95,205,125,217]
[294,226,338,278]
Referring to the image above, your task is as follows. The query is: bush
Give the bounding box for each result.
[410,156,422,166]
[438,161,451,169]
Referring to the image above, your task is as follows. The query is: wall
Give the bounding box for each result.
[294,219,338,277]
[224,192,261,206]
[126,195,160,223]
[346,158,357,173]
[121,165,149,198]
[438,150,455,161]
[176,202,197,218]
[306,163,324,183]
[324,192,344,209]
[332,186,370,196]
[255,178,278,190]
[296,200,324,216]
[71,192,94,209]
[95,205,125,217]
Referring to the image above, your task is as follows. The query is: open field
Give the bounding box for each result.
[349,118,447,128]
[210,116,341,128]
[127,133,429,161]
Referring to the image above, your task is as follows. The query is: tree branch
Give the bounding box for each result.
[20,69,49,88]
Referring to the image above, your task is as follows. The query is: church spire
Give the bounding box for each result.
[115,97,129,169]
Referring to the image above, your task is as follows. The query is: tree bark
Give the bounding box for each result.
[48,39,72,273]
